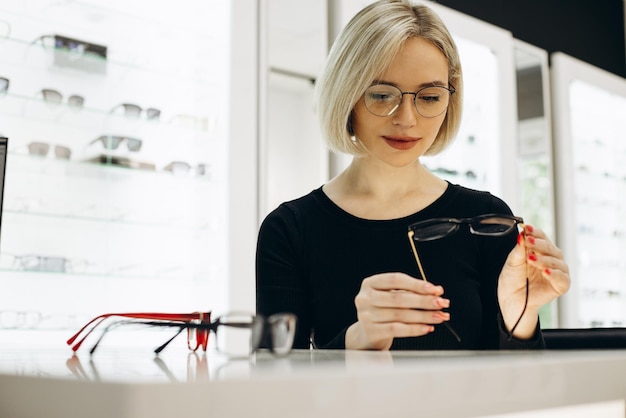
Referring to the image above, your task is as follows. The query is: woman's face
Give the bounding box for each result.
[351,37,450,167]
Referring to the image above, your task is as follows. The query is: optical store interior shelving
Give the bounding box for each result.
[0,0,232,338]
[552,52,626,329]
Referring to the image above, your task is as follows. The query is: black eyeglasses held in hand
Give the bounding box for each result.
[407,214,528,342]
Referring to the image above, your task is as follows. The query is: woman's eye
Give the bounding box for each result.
[370,93,393,101]
[419,95,441,103]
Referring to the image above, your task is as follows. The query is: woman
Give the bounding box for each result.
[256,0,570,350]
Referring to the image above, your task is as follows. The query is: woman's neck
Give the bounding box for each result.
[323,157,447,220]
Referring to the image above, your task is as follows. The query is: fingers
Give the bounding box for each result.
[362,272,444,295]
[523,224,571,295]
[357,272,448,310]
[524,225,568,273]
[349,272,452,349]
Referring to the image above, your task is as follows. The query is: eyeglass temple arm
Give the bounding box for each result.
[89,320,129,356]
[155,327,186,354]
[407,230,462,343]
[407,230,429,282]
[67,312,211,351]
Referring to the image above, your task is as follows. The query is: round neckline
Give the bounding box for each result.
[313,181,455,226]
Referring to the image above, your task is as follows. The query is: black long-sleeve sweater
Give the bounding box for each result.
[256,183,543,350]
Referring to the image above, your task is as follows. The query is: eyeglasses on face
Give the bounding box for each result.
[408,214,524,242]
[363,83,455,118]
[110,103,161,120]
[90,134,142,152]
[40,89,84,107]
[27,142,72,159]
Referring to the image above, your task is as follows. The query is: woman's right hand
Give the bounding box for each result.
[345,272,451,350]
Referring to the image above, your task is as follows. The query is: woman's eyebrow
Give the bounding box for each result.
[371,79,449,89]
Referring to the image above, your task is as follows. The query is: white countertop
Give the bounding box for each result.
[1,345,626,418]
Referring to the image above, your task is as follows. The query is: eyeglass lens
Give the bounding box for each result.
[364,84,452,118]
[0,77,8,93]
[267,313,297,356]
[213,313,296,357]
[409,215,521,242]
[213,313,262,357]
[42,89,62,103]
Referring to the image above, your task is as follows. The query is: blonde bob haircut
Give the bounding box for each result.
[315,0,463,156]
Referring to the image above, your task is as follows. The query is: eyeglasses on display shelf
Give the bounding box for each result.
[39,88,84,107]
[26,142,72,159]
[0,311,87,330]
[110,103,161,120]
[30,34,108,74]
[163,161,211,177]
[67,311,297,357]
[0,77,8,93]
[89,134,143,152]
[363,83,455,118]
[407,214,528,341]
[168,114,216,132]
[0,253,87,273]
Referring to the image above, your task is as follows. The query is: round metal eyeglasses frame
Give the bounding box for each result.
[363,83,456,118]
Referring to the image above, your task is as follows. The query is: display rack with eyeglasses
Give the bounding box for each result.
[67,311,297,357]
[1,2,230,345]
[407,214,527,341]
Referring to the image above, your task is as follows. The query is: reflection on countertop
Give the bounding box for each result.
[3,343,626,385]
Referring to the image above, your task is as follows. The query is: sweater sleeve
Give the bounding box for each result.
[498,313,545,349]
[256,204,312,349]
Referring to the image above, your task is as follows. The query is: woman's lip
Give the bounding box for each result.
[383,136,420,150]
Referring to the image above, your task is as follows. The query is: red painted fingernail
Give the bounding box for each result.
[528,236,535,245]
[528,253,537,261]
[525,225,534,233]
[544,268,551,275]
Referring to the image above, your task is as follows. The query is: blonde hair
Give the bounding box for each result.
[315,0,463,156]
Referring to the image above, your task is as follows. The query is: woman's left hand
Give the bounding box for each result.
[497,224,571,339]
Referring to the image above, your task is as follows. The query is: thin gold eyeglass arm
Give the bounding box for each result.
[407,229,462,343]
[408,230,428,282]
